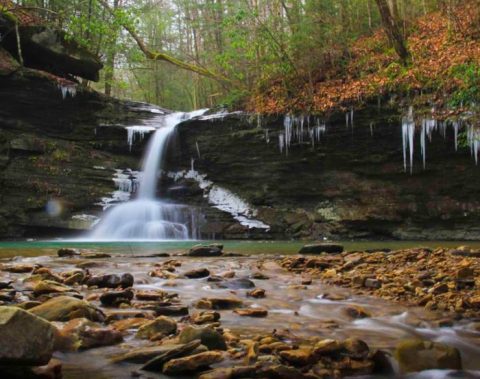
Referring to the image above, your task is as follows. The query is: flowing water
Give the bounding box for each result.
[89,110,207,241]
[1,249,478,379]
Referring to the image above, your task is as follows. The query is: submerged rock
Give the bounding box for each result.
[86,273,134,289]
[162,351,224,375]
[99,289,134,307]
[113,341,200,364]
[29,296,104,322]
[188,244,223,257]
[57,248,80,257]
[196,297,243,310]
[178,326,227,351]
[136,316,177,340]
[394,339,462,373]
[234,308,268,318]
[140,340,202,371]
[59,318,123,350]
[0,306,56,365]
[298,243,344,254]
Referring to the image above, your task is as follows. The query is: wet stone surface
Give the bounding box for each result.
[0,248,478,378]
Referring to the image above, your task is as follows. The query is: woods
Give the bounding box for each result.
[3,0,478,111]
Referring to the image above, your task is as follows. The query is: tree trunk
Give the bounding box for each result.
[104,0,119,96]
[375,0,410,65]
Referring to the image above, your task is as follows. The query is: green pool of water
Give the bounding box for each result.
[0,239,479,258]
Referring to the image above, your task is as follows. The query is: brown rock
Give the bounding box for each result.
[163,351,224,375]
[234,308,268,318]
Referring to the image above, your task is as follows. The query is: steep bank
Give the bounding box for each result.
[168,105,480,240]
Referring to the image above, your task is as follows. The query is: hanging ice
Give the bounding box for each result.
[402,107,415,174]
[58,84,77,99]
[126,126,156,151]
[468,125,480,165]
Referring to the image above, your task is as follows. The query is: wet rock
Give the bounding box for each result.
[279,348,314,366]
[456,267,474,280]
[86,273,133,289]
[136,316,177,340]
[59,318,123,350]
[33,280,73,295]
[57,248,80,257]
[81,252,112,259]
[1,264,34,273]
[153,305,189,317]
[63,271,85,285]
[430,283,449,295]
[364,278,381,289]
[140,340,202,371]
[136,290,167,301]
[196,297,243,310]
[259,364,312,379]
[395,339,462,373]
[251,272,269,280]
[29,296,104,322]
[450,246,480,258]
[188,244,223,257]
[111,317,149,331]
[342,305,371,319]
[234,308,268,318]
[298,243,344,255]
[198,366,258,379]
[100,289,134,307]
[314,339,342,355]
[247,288,266,298]
[113,341,201,363]
[178,325,227,350]
[162,351,224,375]
[217,278,255,290]
[0,306,56,365]
[184,268,210,279]
[191,311,221,325]
[0,281,13,290]
[342,338,370,359]
[32,358,63,379]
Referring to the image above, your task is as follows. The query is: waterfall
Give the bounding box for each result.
[89,109,207,241]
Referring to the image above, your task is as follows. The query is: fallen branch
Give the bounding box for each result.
[97,0,232,85]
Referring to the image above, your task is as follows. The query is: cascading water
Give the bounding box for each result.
[89,110,207,240]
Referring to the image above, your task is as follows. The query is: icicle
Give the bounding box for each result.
[350,108,354,127]
[421,120,426,169]
[402,107,415,173]
[279,133,285,154]
[196,141,201,158]
[345,112,349,128]
[58,84,77,99]
[191,158,195,172]
[370,123,374,136]
[468,125,480,165]
[265,129,270,143]
[453,121,459,151]
[256,114,262,128]
[284,115,292,155]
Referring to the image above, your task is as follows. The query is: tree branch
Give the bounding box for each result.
[96,0,232,85]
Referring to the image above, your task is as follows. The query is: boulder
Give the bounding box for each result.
[178,326,227,350]
[32,280,73,295]
[57,248,80,257]
[163,351,224,375]
[29,296,104,322]
[0,306,56,365]
[298,243,344,255]
[86,273,133,289]
[188,244,223,257]
[394,339,462,373]
[141,340,202,371]
[191,311,221,325]
[136,316,177,340]
[184,268,210,279]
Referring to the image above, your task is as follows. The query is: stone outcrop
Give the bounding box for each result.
[167,109,480,240]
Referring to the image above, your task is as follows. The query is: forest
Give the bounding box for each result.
[5,0,479,113]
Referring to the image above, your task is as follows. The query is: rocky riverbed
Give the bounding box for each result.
[0,244,479,378]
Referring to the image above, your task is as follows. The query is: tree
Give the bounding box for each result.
[375,0,410,64]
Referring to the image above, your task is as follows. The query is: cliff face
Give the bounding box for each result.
[0,66,157,239]
[168,107,480,240]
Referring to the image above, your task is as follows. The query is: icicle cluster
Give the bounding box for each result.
[278,115,326,155]
[58,84,77,99]
[126,126,156,151]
